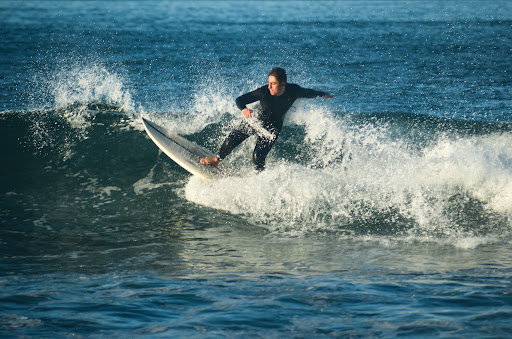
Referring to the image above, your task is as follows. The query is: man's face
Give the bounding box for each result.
[268,75,286,96]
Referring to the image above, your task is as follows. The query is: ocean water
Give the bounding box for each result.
[1,0,512,337]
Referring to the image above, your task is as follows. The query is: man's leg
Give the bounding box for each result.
[252,134,278,172]
[217,128,251,160]
[200,123,253,165]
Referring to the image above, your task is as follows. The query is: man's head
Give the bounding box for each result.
[268,67,287,96]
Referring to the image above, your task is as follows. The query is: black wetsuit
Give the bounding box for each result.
[217,83,327,171]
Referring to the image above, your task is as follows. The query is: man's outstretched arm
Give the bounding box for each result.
[296,85,333,99]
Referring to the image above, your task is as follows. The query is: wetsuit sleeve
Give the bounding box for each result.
[296,85,327,98]
[235,86,267,110]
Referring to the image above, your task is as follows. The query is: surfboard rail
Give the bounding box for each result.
[142,117,223,180]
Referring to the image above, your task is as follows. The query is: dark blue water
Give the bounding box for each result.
[2,1,512,337]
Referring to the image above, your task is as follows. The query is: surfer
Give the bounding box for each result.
[200,67,333,171]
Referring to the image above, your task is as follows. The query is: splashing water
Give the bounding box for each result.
[50,62,135,125]
[23,60,136,160]
[184,98,512,247]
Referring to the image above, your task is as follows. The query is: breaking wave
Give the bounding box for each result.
[4,64,512,249]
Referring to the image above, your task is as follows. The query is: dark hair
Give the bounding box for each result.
[269,67,287,84]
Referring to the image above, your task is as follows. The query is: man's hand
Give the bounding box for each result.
[324,93,334,99]
[241,108,252,118]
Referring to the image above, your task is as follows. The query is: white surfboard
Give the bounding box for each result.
[142,117,223,180]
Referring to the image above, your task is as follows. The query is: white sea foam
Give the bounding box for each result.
[184,97,512,246]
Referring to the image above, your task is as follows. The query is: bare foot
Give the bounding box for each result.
[200,156,219,166]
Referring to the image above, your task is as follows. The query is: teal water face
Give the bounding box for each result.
[1,1,512,337]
